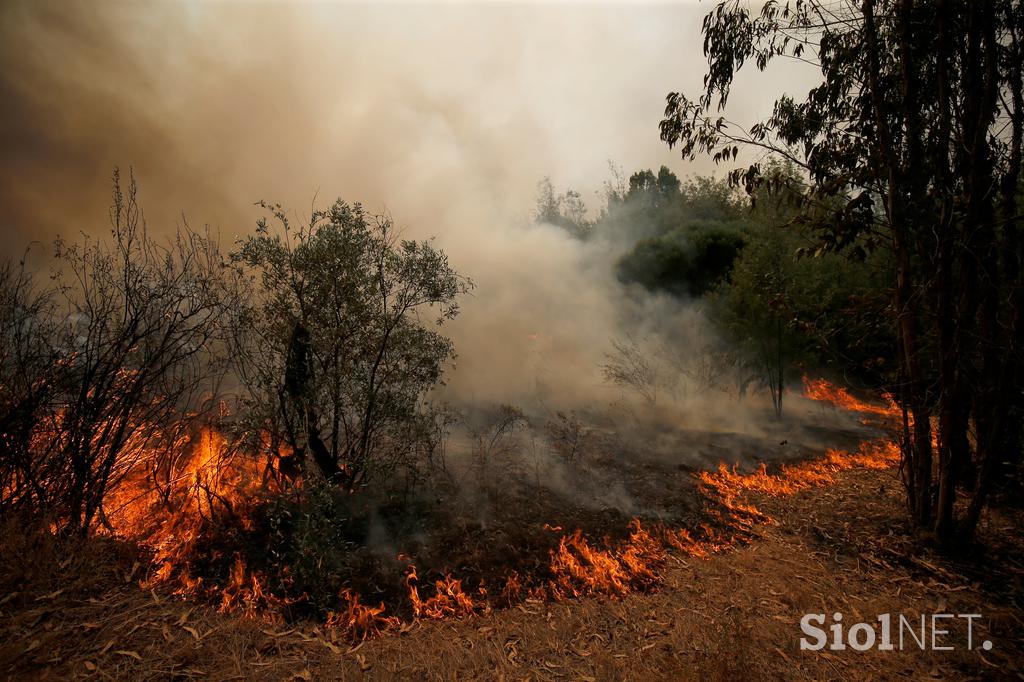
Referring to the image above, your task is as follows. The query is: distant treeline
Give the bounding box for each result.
[536,161,893,416]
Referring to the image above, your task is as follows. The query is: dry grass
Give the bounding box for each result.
[2,465,1022,680]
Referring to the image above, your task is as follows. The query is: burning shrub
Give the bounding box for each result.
[0,171,239,536]
[0,258,61,520]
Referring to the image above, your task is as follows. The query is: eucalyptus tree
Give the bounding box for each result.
[662,0,1023,545]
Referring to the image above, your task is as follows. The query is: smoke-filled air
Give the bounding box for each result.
[2,1,1022,679]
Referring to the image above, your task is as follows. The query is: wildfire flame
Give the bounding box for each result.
[697,439,900,527]
[93,377,900,641]
[327,589,399,640]
[801,376,901,420]
[405,564,480,619]
[545,519,664,600]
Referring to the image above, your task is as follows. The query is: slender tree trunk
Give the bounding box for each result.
[864,0,933,528]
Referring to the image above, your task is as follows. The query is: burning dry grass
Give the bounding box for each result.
[545,519,665,600]
[801,376,901,420]
[8,464,1021,680]
[405,567,481,620]
[16,380,1012,680]
[32,378,905,643]
[697,440,901,525]
[326,589,399,641]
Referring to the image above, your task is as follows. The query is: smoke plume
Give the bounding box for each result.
[0,0,834,462]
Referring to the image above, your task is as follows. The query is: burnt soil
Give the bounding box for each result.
[211,413,875,620]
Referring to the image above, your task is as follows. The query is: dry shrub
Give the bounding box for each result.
[545,410,590,464]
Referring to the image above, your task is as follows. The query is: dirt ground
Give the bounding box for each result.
[3,459,1022,681]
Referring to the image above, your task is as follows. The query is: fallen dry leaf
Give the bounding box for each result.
[319,638,341,654]
[35,588,64,601]
[261,628,296,637]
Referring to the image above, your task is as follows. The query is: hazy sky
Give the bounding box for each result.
[0,0,820,412]
[0,0,816,250]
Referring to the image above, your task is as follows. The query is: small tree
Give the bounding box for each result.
[601,337,661,405]
[711,164,892,416]
[231,200,471,491]
[546,411,590,465]
[713,228,790,417]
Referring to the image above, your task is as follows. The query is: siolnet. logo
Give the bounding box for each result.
[800,612,993,652]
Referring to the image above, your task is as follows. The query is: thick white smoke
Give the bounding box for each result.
[0,0,836,461]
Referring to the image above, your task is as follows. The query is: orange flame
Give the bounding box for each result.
[500,571,523,604]
[326,589,399,640]
[696,438,900,532]
[546,519,665,599]
[802,376,900,420]
[218,557,286,619]
[405,565,481,619]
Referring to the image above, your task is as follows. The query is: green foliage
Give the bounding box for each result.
[710,165,893,407]
[662,0,1024,540]
[539,160,892,413]
[540,166,749,297]
[603,168,744,241]
[713,225,887,369]
[535,177,593,238]
[230,199,471,489]
[263,483,354,613]
[616,226,745,298]
[609,171,748,297]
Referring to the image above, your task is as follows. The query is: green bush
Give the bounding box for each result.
[616,226,745,297]
[262,483,357,613]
